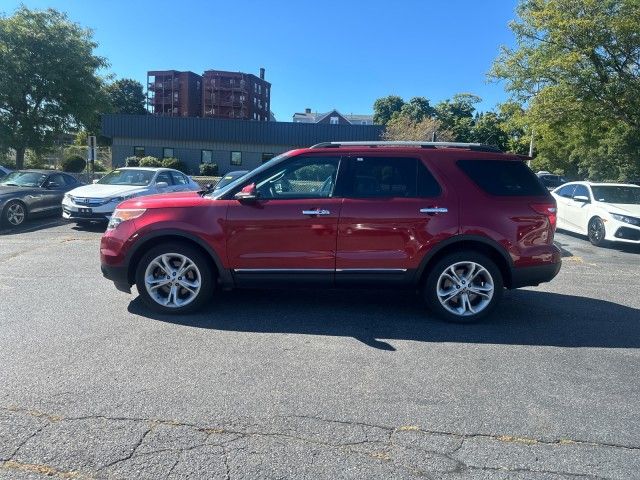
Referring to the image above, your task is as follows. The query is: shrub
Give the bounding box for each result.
[199,163,218,176]
[93,161,107,172]
[61,155,87,173]
[139,156,162,168]
[162,157,188,173]
[125,156,140,167]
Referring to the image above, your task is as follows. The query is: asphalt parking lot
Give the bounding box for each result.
[1,219,639,479]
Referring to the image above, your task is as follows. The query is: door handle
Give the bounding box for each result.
[420,207,448,214]
[302,209,331,216]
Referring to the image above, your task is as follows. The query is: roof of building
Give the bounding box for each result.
[292,109,375,124]
[101,114,384,146]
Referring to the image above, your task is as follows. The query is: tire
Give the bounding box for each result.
[2,200,27,228]
[424,251,503,323]
[135,242,215,314]
[587,217,607,247]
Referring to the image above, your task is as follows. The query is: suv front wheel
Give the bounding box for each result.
[424,251,503,323]
[135,242,214,313]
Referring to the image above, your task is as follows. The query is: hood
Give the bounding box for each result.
[605,203,640,216]
[68,183,148,198]
[118,191,212,210]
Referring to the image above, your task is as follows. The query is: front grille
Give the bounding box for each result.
[69,197,109,207]
[614,227,640,241]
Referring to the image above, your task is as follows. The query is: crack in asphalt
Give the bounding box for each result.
[1,405,636,479]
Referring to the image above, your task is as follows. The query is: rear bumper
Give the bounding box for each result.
[101,264,131,293]
[510,261,561,289]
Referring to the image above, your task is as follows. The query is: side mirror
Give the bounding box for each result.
[573,195,590,203]
[156,181,169,189]
[92,179,99,184]
[234,183,258,203]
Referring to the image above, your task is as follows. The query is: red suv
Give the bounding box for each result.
[100,142,561,322]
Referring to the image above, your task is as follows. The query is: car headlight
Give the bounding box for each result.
[64,193,72,201]
[107,208,146,230]
[610,213,640,226]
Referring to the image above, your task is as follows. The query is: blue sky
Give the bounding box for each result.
[3,0,518,121]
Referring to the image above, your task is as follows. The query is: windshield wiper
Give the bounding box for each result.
[2,183,19,186]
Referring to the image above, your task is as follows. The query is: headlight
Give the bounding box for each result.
[611,213,640,226]
[107,208,146,230]
[64,193,72,200]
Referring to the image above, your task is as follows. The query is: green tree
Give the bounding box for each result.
[399,97,435,123]
[0,6,108,168]
[373,95,405,125]
[490,0,640,180]
[383,115,454,142]
[105,79,147,115]
[434,94,482,142]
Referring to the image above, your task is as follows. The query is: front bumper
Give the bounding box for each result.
[62,199,115,222]
[101,263,131,293]
[607,220,640,243]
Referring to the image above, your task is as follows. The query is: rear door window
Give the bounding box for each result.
[170,171,188,185]
[344,157,441,198]
[457,160,547,196]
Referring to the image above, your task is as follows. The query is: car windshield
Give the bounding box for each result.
[215,171,250,190]
[208,152,292,198]
[591,185,640,204]
[0,171,47,187]
[98,169,154,186]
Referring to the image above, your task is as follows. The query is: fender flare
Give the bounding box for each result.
[124,228,233,287]
[414,234,514,282]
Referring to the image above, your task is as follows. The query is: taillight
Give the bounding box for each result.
[530,203,557,229]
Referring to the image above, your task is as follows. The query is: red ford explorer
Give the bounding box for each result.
[100,141,561,322]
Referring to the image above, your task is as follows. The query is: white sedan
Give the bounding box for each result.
[552,182,640,246]
[62,167,200,223]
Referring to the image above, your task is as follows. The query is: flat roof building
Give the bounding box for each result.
[101,114,384,174]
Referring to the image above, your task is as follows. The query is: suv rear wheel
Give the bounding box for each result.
[424,251,503,323]
[135,242,214,313]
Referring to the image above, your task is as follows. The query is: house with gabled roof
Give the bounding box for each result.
[293,108,375,125]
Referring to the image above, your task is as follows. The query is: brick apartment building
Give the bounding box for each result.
[147,70,202,117]
[202,68,270,121]
[146,68,270,121]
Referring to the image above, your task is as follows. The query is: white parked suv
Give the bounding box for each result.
[62,167,200,223]
[551,182,640,246]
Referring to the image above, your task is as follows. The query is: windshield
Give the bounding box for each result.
[591,185,640,204]
[0,171,47,187]
[98,169,155,186]
[208,152,293,198]
[215,171,250,190]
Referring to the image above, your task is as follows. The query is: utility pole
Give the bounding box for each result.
[528,129,534,167]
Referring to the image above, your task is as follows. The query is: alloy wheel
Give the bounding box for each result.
[588,218,605,244]
[144,253,202,308]
[436,261,494,317]
[6,203,25,226]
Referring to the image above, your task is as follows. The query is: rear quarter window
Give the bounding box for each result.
[457,159,547,196]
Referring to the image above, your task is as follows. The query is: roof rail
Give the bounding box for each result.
[309,141,502,153]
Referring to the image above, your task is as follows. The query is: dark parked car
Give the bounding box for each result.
[537,173,567,190]
[0,170,83,228]
[101,141,561,323]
